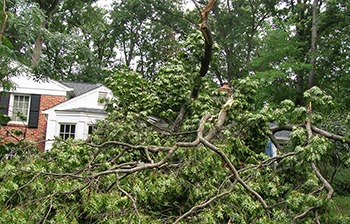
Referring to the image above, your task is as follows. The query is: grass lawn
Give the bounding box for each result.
[332,196,350,217]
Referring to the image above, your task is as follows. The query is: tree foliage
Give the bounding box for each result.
[250,0,350,107]
[1,71,349,223]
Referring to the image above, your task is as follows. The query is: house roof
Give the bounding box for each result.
[59,81,102,96]
[55,107,107,114]
[42,83,112,114]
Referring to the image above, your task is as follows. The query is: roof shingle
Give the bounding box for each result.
[59,81,102,96]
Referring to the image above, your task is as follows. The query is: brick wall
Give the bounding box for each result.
[0,94,66,151]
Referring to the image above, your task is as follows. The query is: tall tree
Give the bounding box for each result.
[316,0,350,108]
[307,0,318,89]
[34,4,116,83]
[1,0,45,90]
[200,0,278,83]
[30,0,97,67]
[251,0,349,107]
[110,0,192,79]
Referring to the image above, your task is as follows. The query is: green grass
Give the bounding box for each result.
[332,196,350,217]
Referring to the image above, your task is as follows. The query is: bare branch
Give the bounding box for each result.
[291,206,320,224]
[197,113,269,209]
[116,174,141,224]
[174,179,238,224]
[306,102,334,199]
[312,125,350,144]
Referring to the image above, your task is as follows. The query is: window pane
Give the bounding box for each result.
[88,125,94,135]
[12,94,30,122]
[59,124,76,140]
[71,125,75,133]
[60,125,65,132]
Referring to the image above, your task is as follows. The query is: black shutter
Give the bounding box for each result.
[28,94,41,128]
[0,92,10,126]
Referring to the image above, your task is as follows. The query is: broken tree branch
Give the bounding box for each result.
[190,0,215,100]
[306,102,334,199]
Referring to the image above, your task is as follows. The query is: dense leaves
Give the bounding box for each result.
[1,70,350,222]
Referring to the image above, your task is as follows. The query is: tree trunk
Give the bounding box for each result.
[295,73,303,106]
[31,0,61,67]
[0,0,7,43]
[308,0,318,89]
[31,20,47,67]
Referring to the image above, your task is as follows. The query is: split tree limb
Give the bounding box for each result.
[190,0,215,100]
[306,102,334,199]
[172,0,216,131]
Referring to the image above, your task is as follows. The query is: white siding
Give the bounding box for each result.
[43,85,113,150]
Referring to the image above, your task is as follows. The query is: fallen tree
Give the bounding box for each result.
[0,0,349,223]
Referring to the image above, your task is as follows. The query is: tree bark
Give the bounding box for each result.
[31,20,47,67]
[0,0,7,43]
[308,0,318,89]
[190,0,215,100]
[31,0,61,67]
[305,102,334,199]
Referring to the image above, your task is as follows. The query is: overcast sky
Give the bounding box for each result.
[94,0,195,10]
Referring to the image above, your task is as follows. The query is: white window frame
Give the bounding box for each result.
[59,123,76,140]
[8,94,31,124]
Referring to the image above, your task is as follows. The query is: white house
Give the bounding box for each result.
[42,81,113,150]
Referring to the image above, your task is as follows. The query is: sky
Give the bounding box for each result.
[94,0,113,10]
[94,0,195,10]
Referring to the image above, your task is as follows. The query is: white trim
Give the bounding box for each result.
[0,75,72,97]
[42,85,112,114]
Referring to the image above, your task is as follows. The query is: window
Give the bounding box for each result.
[88,125,95,135]
[11,95,30,122]
[59,124,76,140]
[98,91,107,106]
[1,93,41,127]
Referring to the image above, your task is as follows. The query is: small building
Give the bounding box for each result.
[43,81,112,150]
